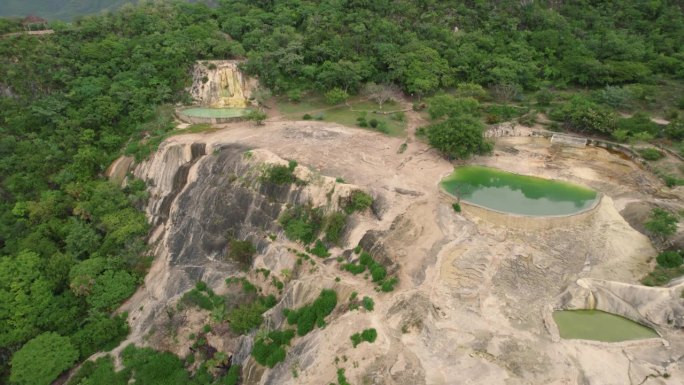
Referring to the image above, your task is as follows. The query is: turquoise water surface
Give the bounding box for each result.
[181,107,249,118]
[441,166,598,216]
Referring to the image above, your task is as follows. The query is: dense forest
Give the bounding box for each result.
[1,1,683,384]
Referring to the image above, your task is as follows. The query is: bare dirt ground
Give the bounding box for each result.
[119,111,684,384]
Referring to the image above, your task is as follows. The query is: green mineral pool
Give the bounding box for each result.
[553,310,658,342]
[441,166,598,216]
[180,107,249,118]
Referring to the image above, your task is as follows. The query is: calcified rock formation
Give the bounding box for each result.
[189,60,255,108]
[115,121,684,385]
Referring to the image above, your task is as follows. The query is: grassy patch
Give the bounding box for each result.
[278,96,407,137]
[641,265,684,286]
[638,148,665,161]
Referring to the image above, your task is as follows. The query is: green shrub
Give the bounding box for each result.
[252,329,296,368]
[337,368,351,385]
[324,212,347,245]
[427,95,480,120]
[645,208,678,240]
[224,365,241,385]
[357,116,368,127]
[375,121,390,133]
[342,190,373,214]
[284,289,337,336]
[369,264,387,282]
[181,288,218,311]
[70,314,129,359]
[518,112,537,127]
[369,118,379,128]
[356,251,369,264]
[325,88,349,105]
[426,115,493,159]
[228,302,267,334]
[452,203,461,213]
[228,239,256,267]
[262,161,299,185]
[638,148,664,161]
[391,111,406,121]
[362,296,374,311]
[555,96,617,135]
[455,83,487,100]
[287,89,302,102]
[350,328,377,347]
[618,112,659,137]
[343,263,366,275]
[484,104,527,121]
[280,206,324,244]
[596,86,631,108]
[309,239,331,258]
[656,251,683,268]
[536,89,553,106]
[302,113,312,120]
[121,345,191,385]
[380,277,398,292]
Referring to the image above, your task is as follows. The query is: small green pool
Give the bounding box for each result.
[180,107,249,118]
[553,310,658,342]
[441,166,598,216]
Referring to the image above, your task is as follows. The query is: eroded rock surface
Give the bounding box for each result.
[117,122,684,385]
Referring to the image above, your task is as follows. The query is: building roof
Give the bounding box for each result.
[22,15,48,25]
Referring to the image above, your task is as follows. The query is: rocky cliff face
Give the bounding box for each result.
[120,139,374,362]
[189,60,256,108]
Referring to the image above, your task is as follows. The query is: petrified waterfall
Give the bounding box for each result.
[189,60,255,108]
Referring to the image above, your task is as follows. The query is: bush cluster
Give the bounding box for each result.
[341,190,373,214]
[252,329,296,368]
[350,328,378,347]
[284,289,338,336]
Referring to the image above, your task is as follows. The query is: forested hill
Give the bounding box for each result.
[0,1,683,385]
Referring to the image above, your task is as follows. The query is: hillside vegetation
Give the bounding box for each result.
[1,1,683,384]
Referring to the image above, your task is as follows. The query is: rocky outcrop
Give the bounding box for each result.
[189,60,256,108]
[123,140,369,360]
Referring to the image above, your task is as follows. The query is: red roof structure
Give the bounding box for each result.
[22,15,48,25]
[21,15,48,32]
